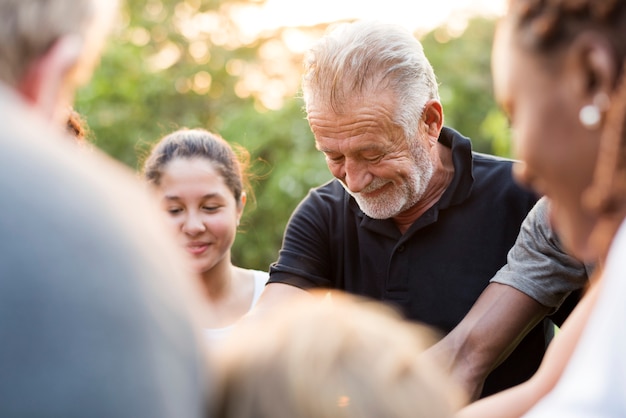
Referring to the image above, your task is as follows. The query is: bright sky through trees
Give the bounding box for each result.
[237,0,506,35]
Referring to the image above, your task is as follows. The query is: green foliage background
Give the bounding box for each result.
[75,0,511,271]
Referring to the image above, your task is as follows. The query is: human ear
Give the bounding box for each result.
[17,35,84,122]
[565,32,619,132]
[421,100,444,138]
[569,32,618,104]
[237,192,247,224]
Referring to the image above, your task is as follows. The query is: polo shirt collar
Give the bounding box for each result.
[436,126,475,209]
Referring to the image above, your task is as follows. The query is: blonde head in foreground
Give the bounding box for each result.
[210,291,460,418]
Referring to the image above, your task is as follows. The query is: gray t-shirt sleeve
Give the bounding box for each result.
[490,197,590,310]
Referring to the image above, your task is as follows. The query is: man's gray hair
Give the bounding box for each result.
[302,20,440,141]
[0,0,115,86]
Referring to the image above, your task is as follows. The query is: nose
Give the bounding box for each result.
[181,211,206,236]
[342,158,372,193]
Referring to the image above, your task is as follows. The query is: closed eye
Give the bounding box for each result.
[364,154,384,163]
[326,154,344,162]
[325,155,345,165]
[167,207,183,215]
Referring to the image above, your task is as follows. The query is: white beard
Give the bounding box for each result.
[343,138,435,219]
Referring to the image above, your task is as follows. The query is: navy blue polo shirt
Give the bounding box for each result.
[269,126,540,396]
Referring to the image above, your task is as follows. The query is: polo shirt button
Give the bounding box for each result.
[397,245,405,253]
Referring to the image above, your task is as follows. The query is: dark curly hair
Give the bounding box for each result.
[66,108,88,142]
[509,1,623,45]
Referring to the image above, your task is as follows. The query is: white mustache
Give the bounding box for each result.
[358,178,391,195]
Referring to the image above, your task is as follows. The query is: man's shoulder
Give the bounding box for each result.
[456,152,538,215]
[303,178,350,206]
[470,152,525,188]
[311,178,344,193]
[471,151,516,167]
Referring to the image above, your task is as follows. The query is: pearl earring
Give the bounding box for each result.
[579,93,610,130]
[579,104,601,129]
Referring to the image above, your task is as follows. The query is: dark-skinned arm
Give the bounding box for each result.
[424,283,550,402]
[457,276,601,418]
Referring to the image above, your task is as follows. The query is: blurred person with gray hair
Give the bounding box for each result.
[0,1,211,416]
